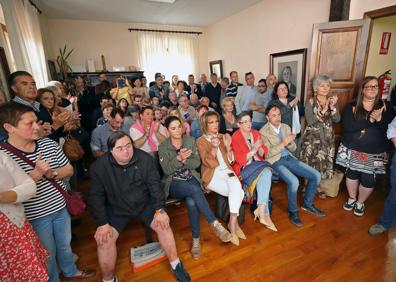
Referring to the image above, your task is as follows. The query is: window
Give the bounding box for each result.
[137,32,199,82]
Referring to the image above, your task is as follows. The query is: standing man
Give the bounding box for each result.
[8,71,68,138]
[225,71,243,98]
[204,73,222,114]
[89,131,191,282]
[250,79,271,130]
[186,74,202,98]
[199,74,208,96]
[369,116,396,235]
[235,72,257,115]
[95,73,111,95]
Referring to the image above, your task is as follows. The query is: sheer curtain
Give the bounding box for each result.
[137,32,199,82]
[9,0,48,87]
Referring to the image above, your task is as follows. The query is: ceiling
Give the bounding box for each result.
[36,0,263,27]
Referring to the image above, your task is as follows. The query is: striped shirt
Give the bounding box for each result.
[0,138,69,221]
[225,82,243,97]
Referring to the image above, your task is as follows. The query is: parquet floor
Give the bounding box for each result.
[69,180,395,282]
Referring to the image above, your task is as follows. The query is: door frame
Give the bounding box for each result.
[363,5,396,75]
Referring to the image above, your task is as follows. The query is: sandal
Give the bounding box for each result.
[64,269,96,280]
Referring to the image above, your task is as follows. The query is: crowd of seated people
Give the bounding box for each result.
[0,68,395,282]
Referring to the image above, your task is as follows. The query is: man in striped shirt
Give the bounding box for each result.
[0,102,95,282]
[225,71,243,98]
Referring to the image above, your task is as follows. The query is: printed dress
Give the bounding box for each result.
[299,97,340,179]
[0,213,49,281]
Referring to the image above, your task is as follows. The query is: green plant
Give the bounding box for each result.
[56,45,74,81]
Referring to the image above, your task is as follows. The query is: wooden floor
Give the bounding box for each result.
[70,180,396,282]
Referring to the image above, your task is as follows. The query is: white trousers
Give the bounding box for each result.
[207,168,244,214]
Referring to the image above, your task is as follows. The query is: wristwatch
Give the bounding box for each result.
[52,170,59,178]
[155,208,165,215]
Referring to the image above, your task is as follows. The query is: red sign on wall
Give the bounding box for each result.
[379,32,392,55]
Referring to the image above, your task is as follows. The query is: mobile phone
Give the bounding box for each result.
[227,172,235,178]
[118,79,126,88]
[184,112,190,119]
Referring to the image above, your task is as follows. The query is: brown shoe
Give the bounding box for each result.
[191,237,201,259]
[64,269,96,280]
[211,221,231,242]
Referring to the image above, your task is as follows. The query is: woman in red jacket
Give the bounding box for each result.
[231,112,277,231]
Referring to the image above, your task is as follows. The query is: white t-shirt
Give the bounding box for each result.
[130,125,168,153]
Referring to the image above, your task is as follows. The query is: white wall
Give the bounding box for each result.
[46,19,208,80]
[349,0,396,19]
[205,0,331,81]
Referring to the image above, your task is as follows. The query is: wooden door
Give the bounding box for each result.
[307,19,371,138]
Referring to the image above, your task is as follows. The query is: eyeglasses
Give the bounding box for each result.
[258,85,267,88]
[114,143,133,152]
[364,85,379,90]
[208,120,220,124]
[239,120,252,124]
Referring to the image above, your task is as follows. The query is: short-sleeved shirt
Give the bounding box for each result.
[0,138,70,221]
[252,91,271,123]
[130,125,168,153]
[91,122,129,153]
[111,87,132,104]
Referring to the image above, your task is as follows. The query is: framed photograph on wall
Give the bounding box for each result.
[209,60,223,78]
[270,48,307,102]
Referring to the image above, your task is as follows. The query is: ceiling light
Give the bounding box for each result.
[147,0,176,3]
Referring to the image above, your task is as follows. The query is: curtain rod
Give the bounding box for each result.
[128,28,202,35]
[29,0,42,14]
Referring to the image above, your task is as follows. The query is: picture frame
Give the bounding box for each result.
[0,46,11,100]
[270,48,307,102]
[209,60,223,78]
[47,60,59,81]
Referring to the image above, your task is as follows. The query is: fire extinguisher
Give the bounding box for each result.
[379,70,392,99]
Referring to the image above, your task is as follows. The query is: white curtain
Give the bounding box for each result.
[9,0,48,87]
[137,31,199,82]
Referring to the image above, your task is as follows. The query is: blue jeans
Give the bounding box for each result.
[169,177,216,238]
[379,154,396,229]
[256,168,272,215]
[252,121,267,131]
[272,155,321,213]
[30,207,78,282]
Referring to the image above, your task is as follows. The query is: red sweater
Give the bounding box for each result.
[231,129,268,176]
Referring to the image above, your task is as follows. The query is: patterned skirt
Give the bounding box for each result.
[335,143,388,175]
[0,212,49,282]
[299,126,335,179]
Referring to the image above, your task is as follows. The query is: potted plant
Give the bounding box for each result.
[56,45,74,81]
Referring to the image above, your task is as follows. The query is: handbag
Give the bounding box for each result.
[63,134,85,161]
[0,142,86,216]
[215,194,245,225]
[70,127,90,145]
[320,170,344,198]
[292,106,301,134]
[172,168,193,181]
[240,161,272,186]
